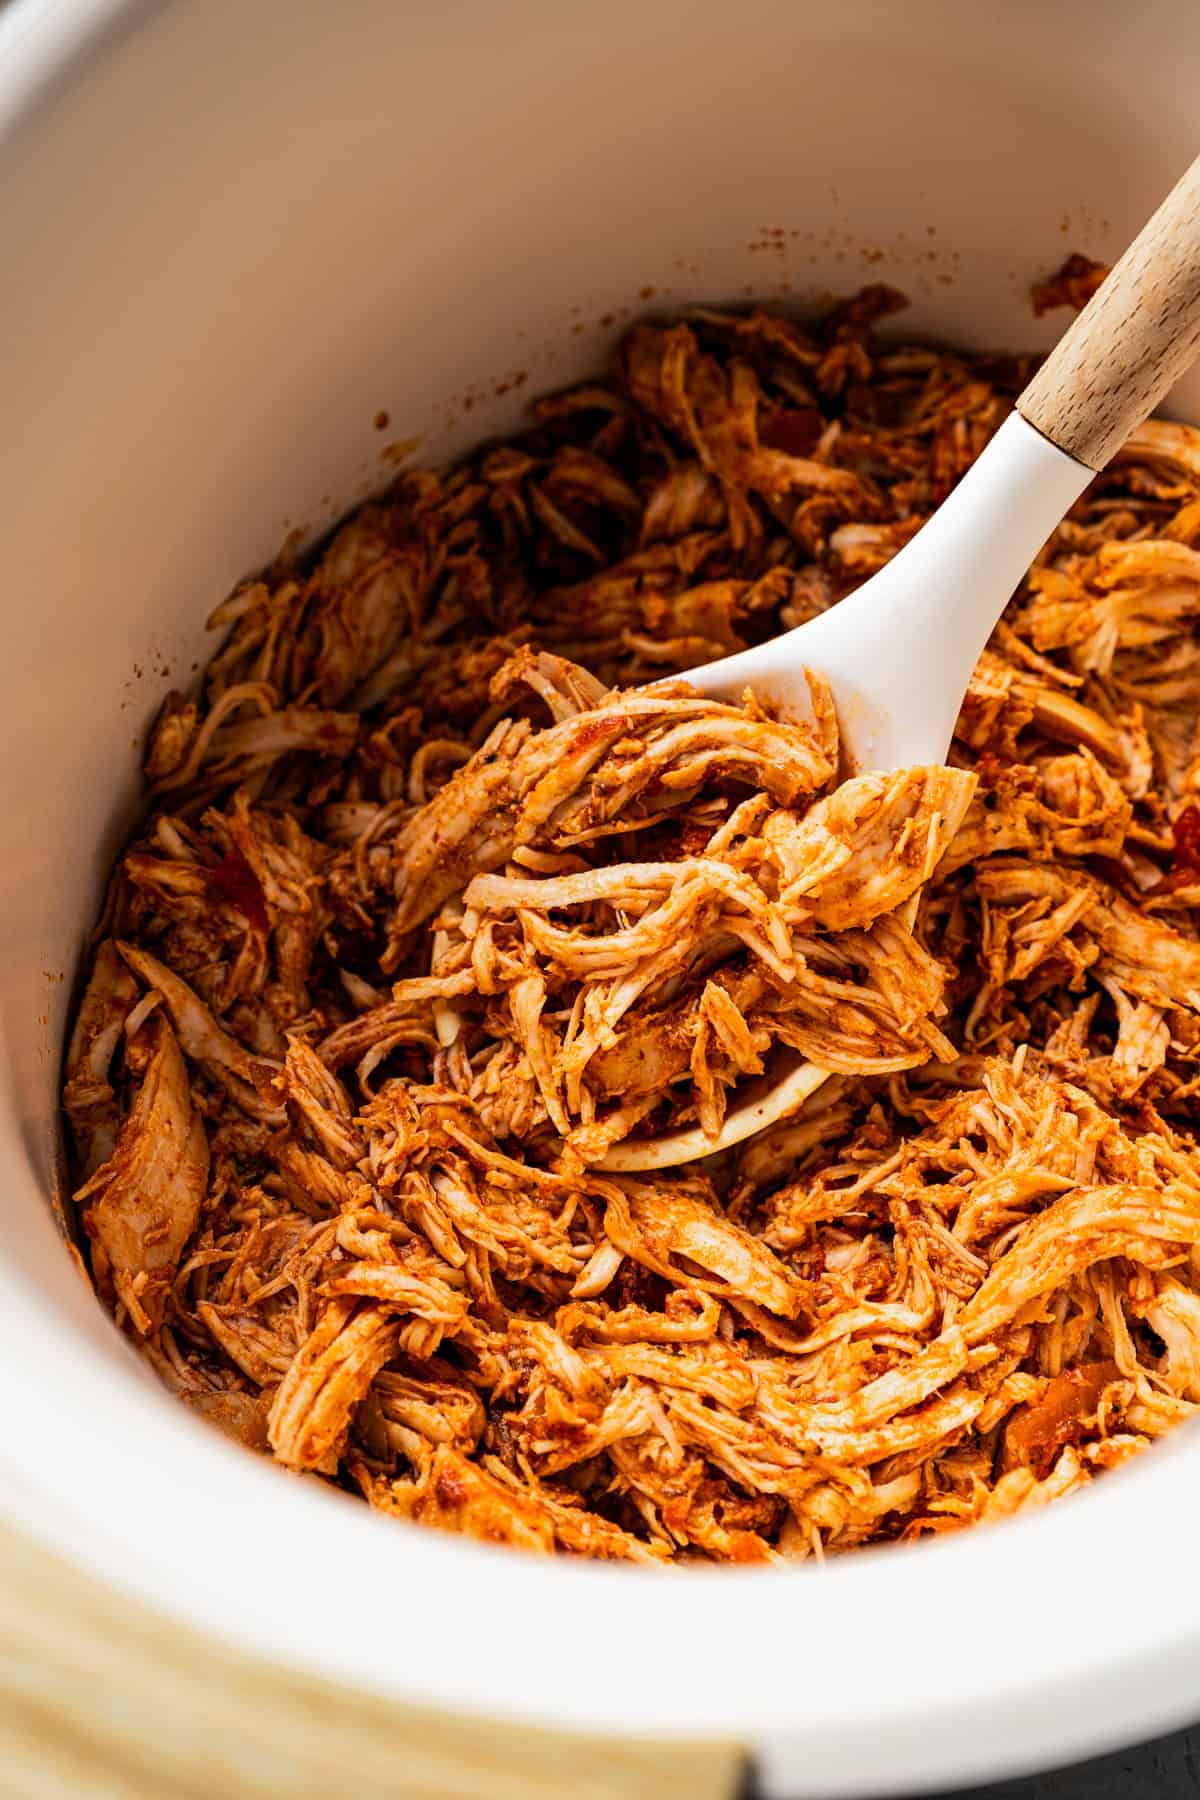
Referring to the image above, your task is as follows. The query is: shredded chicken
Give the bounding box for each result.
[62,279,1200,1563]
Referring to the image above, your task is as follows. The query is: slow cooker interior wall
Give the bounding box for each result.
[4,0,1198,1358]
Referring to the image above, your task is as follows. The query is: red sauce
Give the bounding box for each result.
[434,1467,470,1508]
[571,715,619,753]
[759,405,822,458]
[1001,1359,1120,1479]
[1145,804,1200,896]
[1173,803,1200,869]
[208,850,269,934]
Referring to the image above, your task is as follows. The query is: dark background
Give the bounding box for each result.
[753,1721,1200,1798]
[933,1723,1200,1799]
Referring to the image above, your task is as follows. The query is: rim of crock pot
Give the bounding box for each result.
[4,4,1200,1792]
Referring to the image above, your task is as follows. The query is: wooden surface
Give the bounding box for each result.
[1019,152,1200,468]
[0,1522,744,1800]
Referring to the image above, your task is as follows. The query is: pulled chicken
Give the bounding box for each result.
[63,285,1200,1563]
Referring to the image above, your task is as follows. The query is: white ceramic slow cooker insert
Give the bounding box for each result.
[3,3,1200,1793]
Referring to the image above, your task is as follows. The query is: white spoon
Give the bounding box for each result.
[602,152,1200,1172]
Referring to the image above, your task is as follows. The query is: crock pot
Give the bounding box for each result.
[3,2,1200,1793]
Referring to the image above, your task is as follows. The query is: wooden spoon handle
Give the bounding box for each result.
[1018,154,1200,470]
